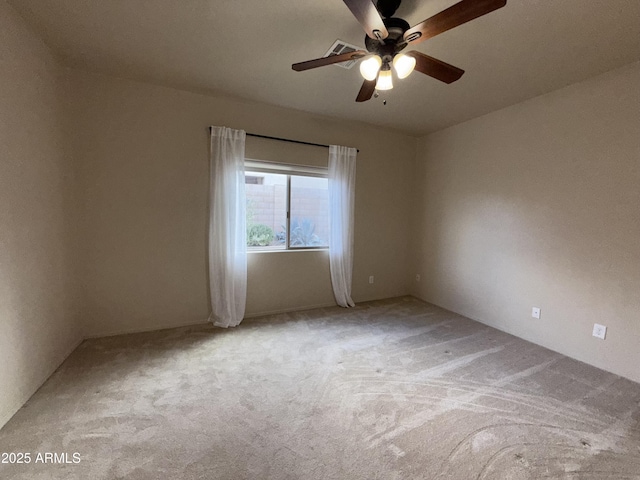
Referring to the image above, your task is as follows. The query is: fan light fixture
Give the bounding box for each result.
[291,0,507,102]
[375,67,393,90]
[393,54,416,79]
[359,55,382,81]
[359,53,415,90]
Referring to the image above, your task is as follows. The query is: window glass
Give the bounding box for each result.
[289,176,329,248]
[245,163,330,251]
[245,171,287,249]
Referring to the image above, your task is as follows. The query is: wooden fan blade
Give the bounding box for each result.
[407,51,464,84]
[292,50,367,72]
[342,0,389,40]
[403,0,506,45]
[356,78,377,102]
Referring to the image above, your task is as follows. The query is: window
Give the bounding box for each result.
[245,160,329,250]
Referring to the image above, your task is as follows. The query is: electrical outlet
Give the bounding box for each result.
[369,276,374,284]
[415,274,421,282]
[592,323,607,340]
[532,307,541,319]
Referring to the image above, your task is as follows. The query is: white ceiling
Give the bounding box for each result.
[9,0,640,136]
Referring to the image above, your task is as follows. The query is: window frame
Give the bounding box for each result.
[245,159,329,252]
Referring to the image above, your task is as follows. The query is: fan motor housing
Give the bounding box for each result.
[365,17,410,60]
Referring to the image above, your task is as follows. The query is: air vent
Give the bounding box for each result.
[323,40,363,69]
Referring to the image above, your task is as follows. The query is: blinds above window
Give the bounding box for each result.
[245,159,328,178]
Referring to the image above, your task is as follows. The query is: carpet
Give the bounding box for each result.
[1,296,639,479]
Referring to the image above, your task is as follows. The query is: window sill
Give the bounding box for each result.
[247,248,328,254]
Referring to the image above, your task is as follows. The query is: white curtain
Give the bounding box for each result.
[328,145,357,308]
[208,126,247,327]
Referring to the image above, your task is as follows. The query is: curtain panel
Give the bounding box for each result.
[328,145,357,308]
[208,126,247,327]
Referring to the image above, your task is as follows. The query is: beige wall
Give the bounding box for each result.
[0,1,81,428]
[412,62,640,383]
[65,69,416,337]
[246,250,334,316]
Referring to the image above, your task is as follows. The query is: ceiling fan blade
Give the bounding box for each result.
[407,51,464,84]
[355,78,377,102]
[292,50,367,72]
[403,0,506,45]
[342,0,389,40]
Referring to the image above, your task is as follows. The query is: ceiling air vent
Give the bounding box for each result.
[323,40,363,69]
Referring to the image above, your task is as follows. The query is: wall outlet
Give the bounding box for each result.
[415,274,421,282]
[592,323,607,340]
[532,307,541,319]
[369,275,374,284]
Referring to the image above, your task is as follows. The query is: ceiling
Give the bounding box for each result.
[9,0,640,136]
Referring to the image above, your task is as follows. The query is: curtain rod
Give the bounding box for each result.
[209,127,359,153]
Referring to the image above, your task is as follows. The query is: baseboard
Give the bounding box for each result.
[0,334,84,431]
[244,295,419,319]
[85,303,342,337]
[244,302,338,318]
[83,318,211,339]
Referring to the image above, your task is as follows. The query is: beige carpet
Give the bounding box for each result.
[1,296,639,479]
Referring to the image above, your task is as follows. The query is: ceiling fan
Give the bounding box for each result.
[292,0,507,102]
